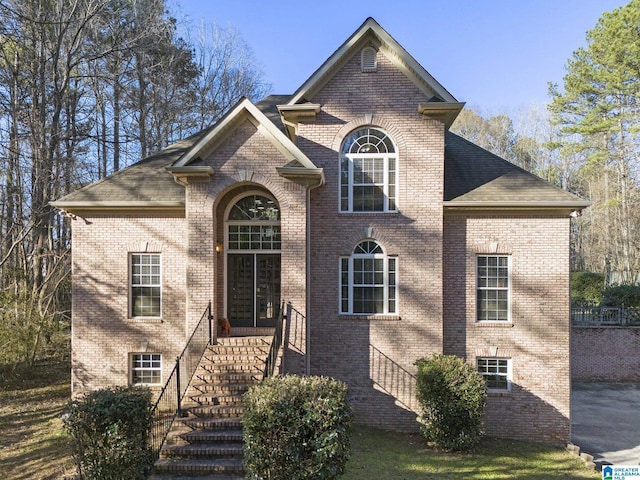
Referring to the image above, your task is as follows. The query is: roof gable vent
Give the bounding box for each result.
[361,46,377,72]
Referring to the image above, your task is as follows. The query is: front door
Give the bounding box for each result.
[227,253,281,327]
[225,192,282,329]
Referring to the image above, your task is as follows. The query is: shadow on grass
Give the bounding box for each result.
[343,426,600,480]
[0,358,75,480]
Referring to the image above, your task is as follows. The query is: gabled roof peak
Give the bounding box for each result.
[288,17,458,106]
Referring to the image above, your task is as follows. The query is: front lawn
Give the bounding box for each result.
[343,426,599,479]
[0,360,599,480]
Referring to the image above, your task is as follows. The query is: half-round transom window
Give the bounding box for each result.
[341,128,395,155]
[228,195,280,221]
[227,194,280,251]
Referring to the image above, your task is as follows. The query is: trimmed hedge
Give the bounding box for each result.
[243,375,353,480]
[415,355,487,451]
[64,386,154,479]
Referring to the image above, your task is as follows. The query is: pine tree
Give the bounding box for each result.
[549,0,640,282]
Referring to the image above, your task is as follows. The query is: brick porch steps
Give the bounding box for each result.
[150,336,272,479]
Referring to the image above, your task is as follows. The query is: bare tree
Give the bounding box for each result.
[189,21,270,131]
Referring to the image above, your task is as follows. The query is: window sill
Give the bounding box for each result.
[339,314,401,321]
[128,317,163,323]
[475,321,514,328]
[339,211,399,216]
[487,389,512,396]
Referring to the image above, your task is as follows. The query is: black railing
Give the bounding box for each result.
[263,300,286,379]
[150,302,213,459]
[370,344,418,411]
[572,306,640,326]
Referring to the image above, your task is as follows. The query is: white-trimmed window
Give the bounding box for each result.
[476,255,510,321]
[227,194,281,251]
[340,240,397,315]
[340,128,397,213]
[130,253,161,317]
[131,353,162,385]
[477,358,511,391]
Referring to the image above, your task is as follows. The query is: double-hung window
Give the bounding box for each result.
[340,128,397,213]
[131,253,161,317]
[340,240,397,315]
[477,358,511,391]
[131,353,162,385]
[476,255,510,321]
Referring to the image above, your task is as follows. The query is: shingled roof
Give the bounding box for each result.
[53,96,588,213]
[51,132,207,211]
[444,131,589,209]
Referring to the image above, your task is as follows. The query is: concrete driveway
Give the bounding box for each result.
[572,382,640,467]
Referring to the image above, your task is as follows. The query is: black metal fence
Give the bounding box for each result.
[150,302,213,459]
[263,300,286,379]
[571,306,640,326]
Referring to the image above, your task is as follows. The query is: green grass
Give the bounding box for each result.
[0,361,600,480]
[343,426,600,479]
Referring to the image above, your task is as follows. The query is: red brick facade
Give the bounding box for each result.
[63,19,580,444]
[572,327,640,381]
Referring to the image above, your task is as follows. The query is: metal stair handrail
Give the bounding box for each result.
[263,300,287,379]
[150,301,213,460]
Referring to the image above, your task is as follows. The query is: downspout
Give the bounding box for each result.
[306,177,324,376]
[306,185,312,376]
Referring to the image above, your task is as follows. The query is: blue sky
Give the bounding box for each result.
[171,0,628,114]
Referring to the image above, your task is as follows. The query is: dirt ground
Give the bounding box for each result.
[0,360,75,479]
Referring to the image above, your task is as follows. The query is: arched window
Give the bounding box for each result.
[340,128,397,213]
[340,240,397,315]
[227,194,280,250]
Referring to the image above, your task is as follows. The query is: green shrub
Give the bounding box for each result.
[570,271,604,306]
[64,386,154,479]
[243,375,353,480]
[601,284,640,307]
[414,355,487,451]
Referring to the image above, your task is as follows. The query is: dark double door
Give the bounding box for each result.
[227,254,281,328]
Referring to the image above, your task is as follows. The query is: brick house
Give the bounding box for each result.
[53,18,588,443]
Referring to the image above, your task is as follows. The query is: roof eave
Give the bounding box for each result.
[165,166,214,186]
[443,200,591,216]
[276,166,325,188]
[277,103,322,141]
[50,200,185,215]
[418,102,465,129]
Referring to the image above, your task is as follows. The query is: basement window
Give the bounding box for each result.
[477,357,511,392]
[131,353,162,385]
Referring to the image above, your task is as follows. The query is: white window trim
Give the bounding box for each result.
[339,241,398,315]
[224,191,281,254]
[339,128,398,214]
[477,357,512,392]
[476,255,511,322]
[129,253,162,318]
[130,353,162,386]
